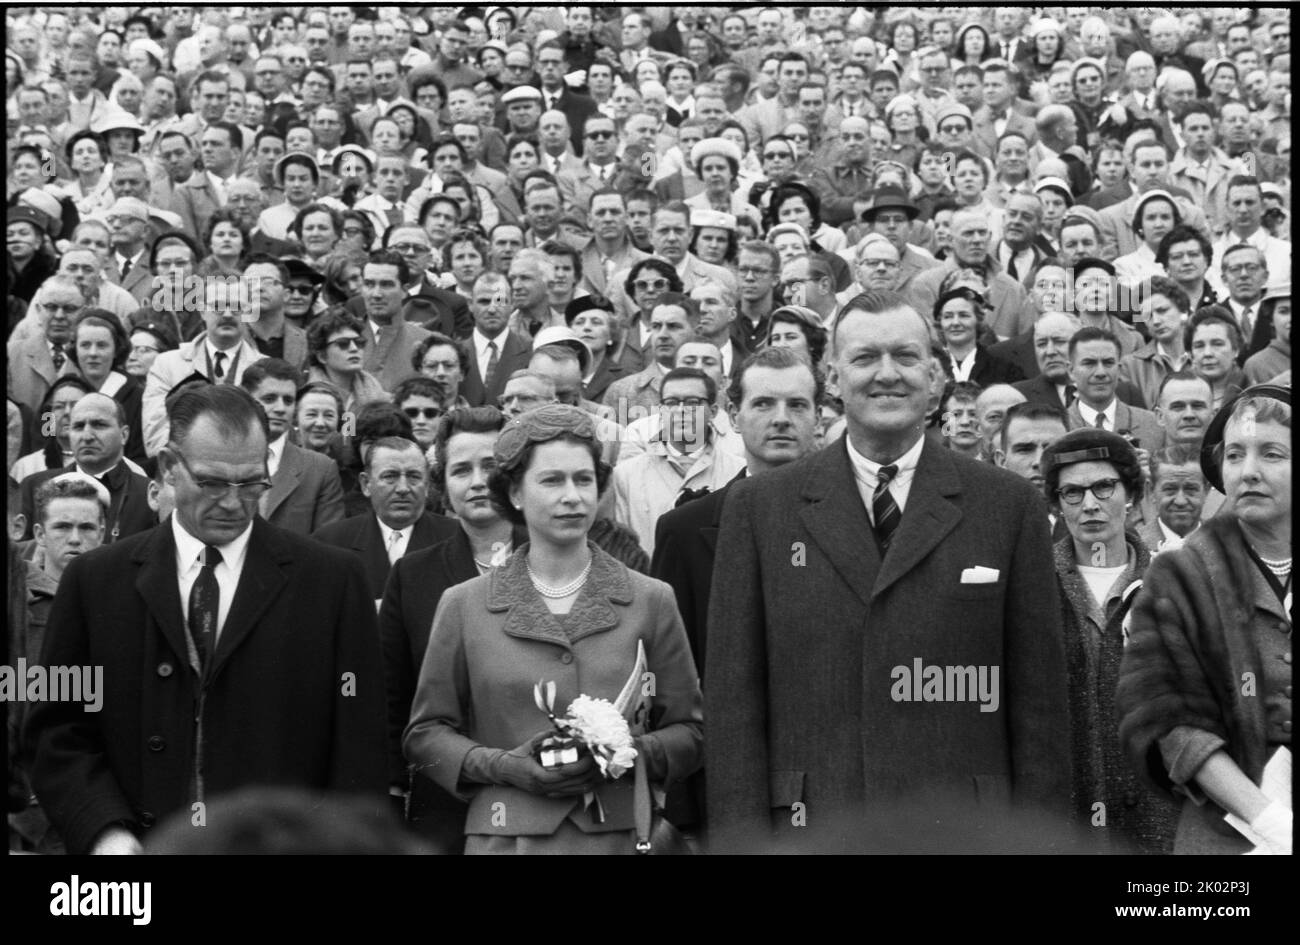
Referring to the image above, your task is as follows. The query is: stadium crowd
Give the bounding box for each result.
[4,5,1292,856]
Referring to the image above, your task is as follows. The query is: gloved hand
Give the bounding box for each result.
[1248,802,1292,855]
[486,732,601,798]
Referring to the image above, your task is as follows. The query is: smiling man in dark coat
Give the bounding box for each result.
[25,385,387,854]
[705,290,1071,853]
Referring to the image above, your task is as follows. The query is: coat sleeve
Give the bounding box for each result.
[25,555,138,854]
[651,512,700,672]
[326,550,389,801]
[703,478,774,850]
[636,580,704,787]
[311,461,346,532]
[403,583,480,802]
[141,358,172,458]
[378,560,417,790]
[1002,488,1073,819]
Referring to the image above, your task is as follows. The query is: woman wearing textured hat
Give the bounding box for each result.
[403,404,703,854]
[685,137,756,225]
[1118,385,1292,855]
[1114,190,1181,289]
[1042,428,1179,853]
[688,208,738,267]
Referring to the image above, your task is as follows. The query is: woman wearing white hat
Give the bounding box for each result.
[684,137,760,225]
[1114,190,1181,289]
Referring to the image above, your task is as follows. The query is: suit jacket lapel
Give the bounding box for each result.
[356,514,389,592]
[211,520,288,679]
[133,523,191,666]
[872,439,963,601]
[263,441,303,518]
[26,339,56,384]
[798,440,878,609]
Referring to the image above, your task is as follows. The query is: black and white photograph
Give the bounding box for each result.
[2,0,1291,889]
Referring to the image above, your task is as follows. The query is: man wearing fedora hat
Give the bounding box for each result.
[857,187,937,293]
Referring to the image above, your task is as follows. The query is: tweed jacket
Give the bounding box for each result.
[403,542,702,838]
[705,436,1071,852]
[1053,534,1178,854]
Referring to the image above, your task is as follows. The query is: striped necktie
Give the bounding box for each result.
[873,464,901,552]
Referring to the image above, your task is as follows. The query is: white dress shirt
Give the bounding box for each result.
[846,433,925,525]
[378,518,411,563]
[472,327,512,378]
[266,432,288,479]
[174,515,253,644]
[1076,399,1118,431]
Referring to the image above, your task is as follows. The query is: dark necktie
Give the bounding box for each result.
[213,350,227,381]
[873,464,901,553]
[1006,253,1019,281]
[1093,412,1107,430]
[52,343,66,370]
[483,340,499,392]
[188,544,222,668]
[1062,384,1076,409]
[1002,41,1012,60]
[120,257,132,281]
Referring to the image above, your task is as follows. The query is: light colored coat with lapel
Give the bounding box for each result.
[403,542,702,839]
[142,333,266,456]
[363,319,432,392]
[7,332,78,412]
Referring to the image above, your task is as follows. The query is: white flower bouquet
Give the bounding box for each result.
[533,681,638,779]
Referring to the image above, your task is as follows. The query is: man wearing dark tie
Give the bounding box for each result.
[26,385,388,853]
[534,41,596,155]
[1064,327,1166,450]
[706,290,1070,853]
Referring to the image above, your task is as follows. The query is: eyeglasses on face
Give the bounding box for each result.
[328,335,366,350]
[633,278,669,292]
[402,406,441,420]
[1224,263,1262,276]
[1056,477,1121,505]
[169,448,271,500]
[390,242,431,254]
[285,283,316,296]
[586,129,616,139]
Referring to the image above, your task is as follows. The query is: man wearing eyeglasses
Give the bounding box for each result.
[142,278,267,457]
[27,384,389,853]
[612,366,745,558]
[1207,178,1291,302]
[242,256,308,368]
[7,274,83,413]
[104,197,155,305]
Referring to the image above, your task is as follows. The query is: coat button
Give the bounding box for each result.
[156,662,174,677]
[1285,652,1293,665]
[1286,686,1293,699]
[560,652,573,664]
[1283,721,1293,734]
[147,735,166,751]
[139,811,156,827]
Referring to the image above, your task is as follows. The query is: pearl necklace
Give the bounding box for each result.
[527,558,592,598]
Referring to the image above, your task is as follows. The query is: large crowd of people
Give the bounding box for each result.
[5,5,1291,855]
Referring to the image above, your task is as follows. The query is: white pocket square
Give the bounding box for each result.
[960,566,1000,584]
